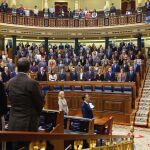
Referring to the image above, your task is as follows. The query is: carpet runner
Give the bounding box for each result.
[134,68,150,127]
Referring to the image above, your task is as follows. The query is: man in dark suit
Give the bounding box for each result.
[133,59,140,73]
[0,81,7,150]
[36,67,47,81]
[105,67,115,81]
[82,94,93,119]
[58,68,66,81]
[2,66,11,83]
[0,81,7,129]
[127,66,136,82]
[6,57,43,150]
[86,66,94,81]
[70,67,77,81]
[111,60,120,73]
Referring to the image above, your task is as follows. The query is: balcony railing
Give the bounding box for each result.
[0,12,145,28]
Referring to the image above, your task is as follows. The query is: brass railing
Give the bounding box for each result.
[0,12,145,28]
[0,128,134,150]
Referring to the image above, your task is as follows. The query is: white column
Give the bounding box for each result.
[11,0,16,7]
[75,0,79,10]
[44,0,48,9]
[105,0,110,10]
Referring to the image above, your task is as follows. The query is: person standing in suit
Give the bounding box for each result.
[111,60,120,73]
[2,66,11,83]
[58,91,69,115]
[117,68,127,82]
[81,94,93,119]
[105,67,115,81]
[133,59,140,73]
[77,68,85,81]
[86,66,94,81]
[58,68,66,81]
[36,67,47,81]
[0,81,7,150]
[6,57,43,150]
[127,66,136,82]
[70,67,77,81]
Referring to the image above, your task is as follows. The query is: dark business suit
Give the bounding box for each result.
[105,72,115,81]
[70,72,77,81]
[86,71,94,81]
[82,101,93,119]
[36,71,47,81]
[58,72,66,81]
[111,64,120,73]
[0,81,7,122]
[6,73,43,131]
[127,72,136,82]
[133,64,140,73]
[2,71,11,83]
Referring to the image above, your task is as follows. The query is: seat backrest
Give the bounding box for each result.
[113,86,122,93]
[123,86,132,94]
[94,85,103,92]
[53,85,62,91]
[103,85,113,93]
[84,85,92,91]
[64,85,71,91]
[74,85,82,91]
[104,116,113,135]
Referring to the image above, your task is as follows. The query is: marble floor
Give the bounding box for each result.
[113,125,150,150]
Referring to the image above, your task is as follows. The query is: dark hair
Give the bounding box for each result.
[17,57,30,73]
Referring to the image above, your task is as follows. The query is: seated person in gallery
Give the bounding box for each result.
[92,9,97,18]
[110,3,116,16]
[36,67,47,81]
[82,93,94,119]
[18,4,25,16]
[73,9,79,19]
[24,8,30,16]
[33,5,39,16]
[79,9,85,19]
[58,91,69,115]
[85,10,92,19]
[0,0,8,12]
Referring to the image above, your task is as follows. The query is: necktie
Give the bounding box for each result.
[121,73,122,81]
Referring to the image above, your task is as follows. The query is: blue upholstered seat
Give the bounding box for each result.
[123,86,132,94]
[103,85,113,93]
[84,85,92,92]
[53,85,62,91]
[64,85,71,91]
[94,85,103,92]
[113,86,123,93]
[41,86,50,96]
[73,85,82,91]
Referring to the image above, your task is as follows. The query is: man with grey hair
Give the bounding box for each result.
[6,57,43,149]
